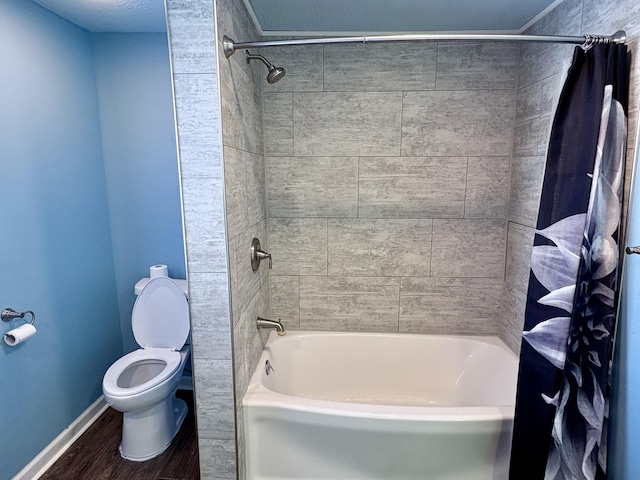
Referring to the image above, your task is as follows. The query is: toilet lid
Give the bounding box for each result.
[132,277,190,350]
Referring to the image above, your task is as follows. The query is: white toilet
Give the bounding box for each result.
[102,276,191,462]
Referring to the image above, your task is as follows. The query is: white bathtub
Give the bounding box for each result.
[242,331,519,480]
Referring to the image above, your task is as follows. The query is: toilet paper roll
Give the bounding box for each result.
[150,264,169,278]
[4,323,37,346]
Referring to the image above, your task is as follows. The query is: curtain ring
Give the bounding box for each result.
[581,34,594,52]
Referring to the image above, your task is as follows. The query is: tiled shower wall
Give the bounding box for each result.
[166,0,640,477]
[500,0,640,353]
[262,42,518,335]
[166,0,237,478]
[215,0,271,478]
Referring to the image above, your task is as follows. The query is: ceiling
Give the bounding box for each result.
[33,0,166,33]
[245,0,561,35]
[31,0,562,35]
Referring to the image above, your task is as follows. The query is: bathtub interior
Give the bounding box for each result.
[257,332,519,408]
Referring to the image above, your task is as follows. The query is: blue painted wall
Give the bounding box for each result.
[0,3,185,478]
[92,33,186,354]
[0,1,122,478]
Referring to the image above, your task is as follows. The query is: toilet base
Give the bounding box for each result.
[119,395,188,462]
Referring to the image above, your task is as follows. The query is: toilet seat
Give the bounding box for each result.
[132,276,190,350]
[103,348,182,398]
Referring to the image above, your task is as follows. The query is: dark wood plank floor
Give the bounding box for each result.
[41,390,199,480]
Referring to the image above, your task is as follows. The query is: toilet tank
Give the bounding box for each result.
[134,277,189,299]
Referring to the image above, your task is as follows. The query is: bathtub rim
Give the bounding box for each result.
[243,330,518,423]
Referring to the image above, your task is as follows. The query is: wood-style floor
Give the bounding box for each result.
[41,390,200,480]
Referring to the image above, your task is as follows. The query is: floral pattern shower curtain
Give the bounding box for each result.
[510,43,629,480]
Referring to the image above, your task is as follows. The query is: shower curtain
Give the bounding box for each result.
[509,43,629,480]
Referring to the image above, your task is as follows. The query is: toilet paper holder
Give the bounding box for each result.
[2,308,36,325]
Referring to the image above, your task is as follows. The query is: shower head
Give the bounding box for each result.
[245,51,286,84]
[267,66,286,84]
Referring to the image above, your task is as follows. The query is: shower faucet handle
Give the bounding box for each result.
[251,237,272,271]
[256,250,272,269]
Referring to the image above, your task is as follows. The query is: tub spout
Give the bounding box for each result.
[256,316,286,336]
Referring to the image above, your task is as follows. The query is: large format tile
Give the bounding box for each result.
[245,152,267,228]
[293,92,403,156]
[358,157,467,218]
[261,45,324,93]
[268,218,328,275]
[505,222,535,293]
[327,219,432,276]
[270,275,300,329]
[518,0,582,88]
[515,81,543,124]
[188,272,232,361]
[538,74,562,156]
[233,221,267,311]
[513,118,540,157]
[435,42,518,90]
[299,276,400,331]
[513,81,543,157]
[264,93,293,156]
[402,90,515,156]
[224,146,266,239]
[181,176,227,273]
[501,282,526,354]
[431,219,506,277]
[582,0,640,49]
[234,281,269,402]
[509,156,546,227]
[267,156,358,217]
[216,0,260,78]
[219,56,263,155]
[166,0,216,74]
[465,157,510,218]
[323,42,437,91]
[197,437,237,480]
[216,0,259,50]
[172,74,223,179]
[399,277,503,334]
[192,358,235,439]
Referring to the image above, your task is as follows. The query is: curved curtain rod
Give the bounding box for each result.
[222,30,626,58]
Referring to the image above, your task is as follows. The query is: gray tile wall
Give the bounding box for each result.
[167,1,640,478]
[264,41,517,336]
[168,0,272,477]
[166,0,236,478]
[215,0,271,478]
[500,0,640,353]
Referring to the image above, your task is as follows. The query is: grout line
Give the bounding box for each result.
[297,275,301,329]
[356,157,360,218]
[290,92,295,156]
[463,157,469,218]
[435,41,440,90]
[429,218,434,277]
[325,217,329,276]
[400,91,405,156]
[397,276,402,332]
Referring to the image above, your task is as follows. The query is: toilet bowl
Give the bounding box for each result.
[102,276,191,462]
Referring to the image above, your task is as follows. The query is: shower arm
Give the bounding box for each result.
[222,30,626,58]
[245,51,275,69]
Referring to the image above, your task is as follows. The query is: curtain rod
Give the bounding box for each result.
[222,30,626,58]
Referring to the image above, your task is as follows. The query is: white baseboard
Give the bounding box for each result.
[13,395,109,480]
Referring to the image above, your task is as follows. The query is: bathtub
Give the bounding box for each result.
[242,331,519,480]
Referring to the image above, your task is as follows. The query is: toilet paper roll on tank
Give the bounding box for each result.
[135,265,189,299]
[149,264,169,278]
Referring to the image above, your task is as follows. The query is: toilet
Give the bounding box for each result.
[102,276,191,462]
